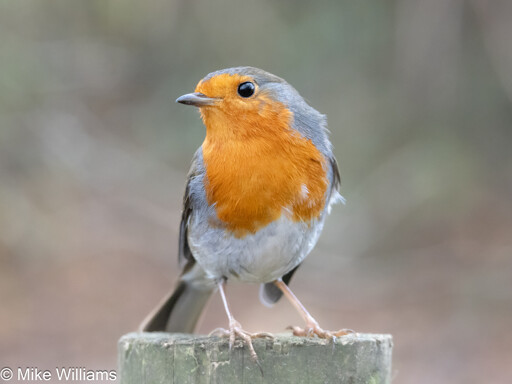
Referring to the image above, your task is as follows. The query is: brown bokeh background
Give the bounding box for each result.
[1,1,511,383]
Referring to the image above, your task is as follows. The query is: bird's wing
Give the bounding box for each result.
[139,149,210,333]
[329,155,341,196]
[178,149,202,273]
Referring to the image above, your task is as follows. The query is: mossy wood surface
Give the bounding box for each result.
[118,332,392,384]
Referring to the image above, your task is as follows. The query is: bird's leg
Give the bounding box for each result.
[274,279,353,339]
[209,279,273,362]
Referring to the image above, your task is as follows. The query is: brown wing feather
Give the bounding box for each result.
[330,156,341,193]
[178,151,203,273]
[178,182,193,269]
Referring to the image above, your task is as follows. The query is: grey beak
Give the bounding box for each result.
[176,92,219,107]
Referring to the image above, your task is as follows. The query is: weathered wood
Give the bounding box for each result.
[118,332,392,384]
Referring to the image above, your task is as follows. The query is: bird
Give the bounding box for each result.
[140,66,350,361]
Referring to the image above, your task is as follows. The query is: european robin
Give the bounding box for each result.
[140,67,350,361]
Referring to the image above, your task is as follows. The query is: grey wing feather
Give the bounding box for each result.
[140,148,213,333]
[178,183,193,269]
[329,156,341,194]
[178,150,203,272]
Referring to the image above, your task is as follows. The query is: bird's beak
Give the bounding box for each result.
[176,92,219,107]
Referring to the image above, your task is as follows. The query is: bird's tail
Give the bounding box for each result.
[139,279,213,333]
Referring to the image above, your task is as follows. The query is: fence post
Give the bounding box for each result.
[118,332,392,384]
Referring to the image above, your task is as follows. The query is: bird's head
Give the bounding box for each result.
[176,67,330,153]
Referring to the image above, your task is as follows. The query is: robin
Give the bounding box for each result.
[140,67,350,361]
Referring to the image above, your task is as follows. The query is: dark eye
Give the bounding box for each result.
[237,82,255,98]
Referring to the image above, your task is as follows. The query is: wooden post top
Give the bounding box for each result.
[118,332,393,384]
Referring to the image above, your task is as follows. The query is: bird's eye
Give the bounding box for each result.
[237,82,255,98]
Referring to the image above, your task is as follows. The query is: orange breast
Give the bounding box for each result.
[200,95,328,238]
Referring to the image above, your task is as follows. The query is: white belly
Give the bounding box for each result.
[187,214,325,283]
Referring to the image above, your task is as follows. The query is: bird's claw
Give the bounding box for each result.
[209,321,274,362]
[288,323,354,340]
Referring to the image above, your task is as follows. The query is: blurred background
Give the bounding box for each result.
[1,1,511,383]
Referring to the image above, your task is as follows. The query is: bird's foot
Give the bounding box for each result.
[209,320,274,362]
[288,319,354,340]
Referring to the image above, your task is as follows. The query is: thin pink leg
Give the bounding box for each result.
[209,280,273,362]
[274,279,353,338]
